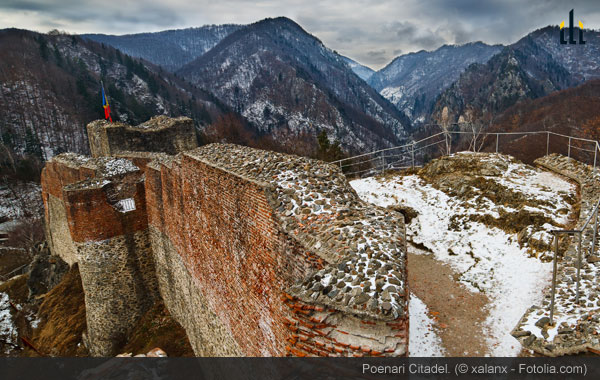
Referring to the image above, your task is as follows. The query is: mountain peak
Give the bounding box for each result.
[369,41,502,123]
[177,18,410,152]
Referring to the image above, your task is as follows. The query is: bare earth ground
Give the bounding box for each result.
[408,245,491,357]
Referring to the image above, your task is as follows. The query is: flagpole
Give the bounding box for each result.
[100,79,113,123]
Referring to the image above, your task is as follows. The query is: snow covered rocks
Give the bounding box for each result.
[514,154,600,356]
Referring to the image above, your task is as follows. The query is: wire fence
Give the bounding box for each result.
[332,130,599,178]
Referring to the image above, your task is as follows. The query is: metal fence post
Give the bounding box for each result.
[592,206,598,257]
[568,137,572,158]
[411,142,415,168]
[594,144,597,178]
[380,151,385,174]
[576,232,583,304]
[549,233,558,323]
[546,132,550,156]
[445,133,449,156]
[495,134,499,153]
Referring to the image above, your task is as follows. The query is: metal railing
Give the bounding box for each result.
[333,128,600,324]
[332,129,599,177]
[0,262,29,282]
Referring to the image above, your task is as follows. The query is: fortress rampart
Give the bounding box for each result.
[87,115,197,157]
[41,117,409,357]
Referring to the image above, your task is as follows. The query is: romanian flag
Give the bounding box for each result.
[101,81,113,122]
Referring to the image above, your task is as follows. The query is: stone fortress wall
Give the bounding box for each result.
[41,116,409,357]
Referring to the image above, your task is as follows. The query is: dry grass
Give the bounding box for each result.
[120,301,194,357]
[26,264,87,357]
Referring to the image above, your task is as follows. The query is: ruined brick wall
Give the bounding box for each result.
[41,154,96,265]
[145,144,409,357]
[145,155,321,356]
[282,296,408,357]
[87,116,197,157]
[41,154,160,356]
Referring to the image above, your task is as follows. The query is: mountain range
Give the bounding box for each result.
[431,26,600,125]
[83,25,241,72]
[368,42,502,124]
[2,17,600,173]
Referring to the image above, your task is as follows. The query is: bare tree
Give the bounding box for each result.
[440,107,452,155]
[464,110,490,152]
[3,180,44,257]
[0,143,17,174]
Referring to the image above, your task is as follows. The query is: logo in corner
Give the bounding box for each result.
[560,9,586,45]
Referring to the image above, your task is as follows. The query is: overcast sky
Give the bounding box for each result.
[1,0,599,69]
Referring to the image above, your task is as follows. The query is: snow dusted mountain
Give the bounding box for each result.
[341,56,375,81]
[178,17,412,152]
[83,25,241,72]
[432,26,600,124]
[0,29,227,160]
[369,42,502,124]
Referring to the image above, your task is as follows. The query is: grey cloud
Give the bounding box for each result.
[2,0,600,69]
[366,49,389,64]
[413,34,445,49]
[0,0,182,28]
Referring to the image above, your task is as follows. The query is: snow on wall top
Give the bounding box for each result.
[133,115,192,131]
[87,116,193,132]
[186,143,408,321]
[51,153,141,191]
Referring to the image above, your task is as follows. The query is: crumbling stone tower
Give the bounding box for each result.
[41,116,198,356]
[42,155,159,355]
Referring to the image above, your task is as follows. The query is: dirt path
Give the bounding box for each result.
[408,245,491,356]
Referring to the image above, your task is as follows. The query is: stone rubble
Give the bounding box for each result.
[116,347,168,357]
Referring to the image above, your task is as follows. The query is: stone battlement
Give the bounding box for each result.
[87,115,197,157]
[41,117,409,357]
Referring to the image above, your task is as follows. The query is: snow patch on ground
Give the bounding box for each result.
[351,159,575,356]
[0,292,18,354]
[409,293,445,357]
